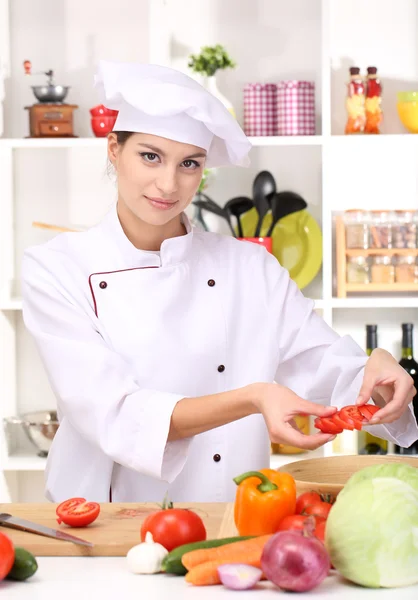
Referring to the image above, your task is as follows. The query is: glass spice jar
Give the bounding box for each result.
[369,210,393,249]
[344,210,370,249]
[346,255,370,284]
[392,210,417,249]
[395,255,418,284]
[371,255,395,284]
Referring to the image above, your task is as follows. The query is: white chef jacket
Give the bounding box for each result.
[21,203,418,503]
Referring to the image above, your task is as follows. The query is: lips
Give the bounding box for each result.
[145,196,178,211]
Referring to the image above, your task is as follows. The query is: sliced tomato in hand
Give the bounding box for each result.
[56,497,100,527]
[303,501,333,520]
[314,417,343,434]
[358,404,380,421]
[0,532,14,581]
[295,491,322,515]
[332,412,354,431]
[339,406,365,430]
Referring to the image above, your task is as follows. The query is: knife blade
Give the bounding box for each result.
[0,513,93,547]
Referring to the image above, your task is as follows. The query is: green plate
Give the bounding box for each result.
[239,208,323,290]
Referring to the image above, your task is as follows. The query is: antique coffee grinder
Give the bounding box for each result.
[23,60,78,137]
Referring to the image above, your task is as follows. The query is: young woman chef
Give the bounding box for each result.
[22,60,418,503]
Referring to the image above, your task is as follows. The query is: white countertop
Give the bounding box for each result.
[1,558,417,599]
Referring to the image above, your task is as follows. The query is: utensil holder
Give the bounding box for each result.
[276,81,316,136]
[237,237,273,253]
[243,83,277,136]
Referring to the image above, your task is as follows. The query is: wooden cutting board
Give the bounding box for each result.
[0,502,238,557]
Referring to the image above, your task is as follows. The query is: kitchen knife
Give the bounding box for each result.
[0,513,93,547]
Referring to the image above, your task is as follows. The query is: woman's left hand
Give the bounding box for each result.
[356,348,416,424]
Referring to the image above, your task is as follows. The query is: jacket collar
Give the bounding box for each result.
[100,202,194,269]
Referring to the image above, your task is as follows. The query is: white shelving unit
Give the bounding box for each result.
[1,0,417,502]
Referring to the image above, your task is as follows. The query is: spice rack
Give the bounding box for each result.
[336,213,418,297]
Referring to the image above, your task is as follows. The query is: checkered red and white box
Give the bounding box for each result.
[243,83,277,136]
[276,81,316,136]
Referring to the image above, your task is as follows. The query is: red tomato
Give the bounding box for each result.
[277,514,324,531]
[56,497,100,527]
[315,519,326,543]
[314,417,343,434]
[295,492,322,515]
[358,404,380,421]
[141,507,207,552]
[303,501,333,520]
[332,412,354,431]
[0,532,15,580]
[339,406,364,430]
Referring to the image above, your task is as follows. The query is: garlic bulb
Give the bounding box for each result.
[126,531,168,574]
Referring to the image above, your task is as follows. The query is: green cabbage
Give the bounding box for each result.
[325,463,418,588]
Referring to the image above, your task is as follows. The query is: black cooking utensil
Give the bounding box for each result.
[252,171,276,237]
[266,191,308,237]
[224,196,254,238]
[193,198,236,237]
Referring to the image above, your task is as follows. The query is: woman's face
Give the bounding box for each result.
[108,132,206,227]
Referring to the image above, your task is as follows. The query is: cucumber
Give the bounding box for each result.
[6,547,38,581]
[161,536,254,575]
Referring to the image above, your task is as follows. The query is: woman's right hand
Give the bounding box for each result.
[249,382,339,450]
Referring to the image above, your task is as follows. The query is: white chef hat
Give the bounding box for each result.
[94,60,251,169]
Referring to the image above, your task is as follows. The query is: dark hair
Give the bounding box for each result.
[114,131,135,145]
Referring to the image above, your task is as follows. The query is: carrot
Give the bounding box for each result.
[185,555,264,586]
[181,534,272,572]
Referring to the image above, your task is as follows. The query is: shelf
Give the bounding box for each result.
[345,283,418,293]
[0,138,107,149]
[0,298,22,311]
[0,133,416,150]
[332,297,418,308]
[2,452,47,471]
[346,248,418,256]
[249,136,323,147]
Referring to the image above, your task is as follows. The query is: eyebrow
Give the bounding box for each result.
[136,143,207,160]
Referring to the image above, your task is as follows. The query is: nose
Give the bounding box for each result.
[155,165,178,197]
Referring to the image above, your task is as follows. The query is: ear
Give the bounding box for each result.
[107,133,119,166]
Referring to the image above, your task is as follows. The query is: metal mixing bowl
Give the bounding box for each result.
[31,85,70,103]
[3,410,59,457]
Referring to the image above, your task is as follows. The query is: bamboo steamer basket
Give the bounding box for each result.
[277,455,418,499]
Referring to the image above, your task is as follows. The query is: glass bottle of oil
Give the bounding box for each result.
[358,325,388,455]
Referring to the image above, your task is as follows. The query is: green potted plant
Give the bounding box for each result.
[188,44,236,117]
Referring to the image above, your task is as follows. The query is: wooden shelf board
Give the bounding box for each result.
[345,283,418,292]
[346,248,418,256]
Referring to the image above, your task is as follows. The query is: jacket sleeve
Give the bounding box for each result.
[267,253,418,449]
[21,247,192,484]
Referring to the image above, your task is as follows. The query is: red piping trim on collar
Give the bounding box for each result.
[88,266,159,318]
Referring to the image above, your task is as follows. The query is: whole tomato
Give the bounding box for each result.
[140,498,206,552]
[295,492,322,515]
[303,501,333,520]
[277,514,325,533]
[0,532,15,580]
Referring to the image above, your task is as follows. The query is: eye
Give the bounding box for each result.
[140,152,160,163]
[182,159,200,170]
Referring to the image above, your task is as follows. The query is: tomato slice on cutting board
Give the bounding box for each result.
[56,497,100,527]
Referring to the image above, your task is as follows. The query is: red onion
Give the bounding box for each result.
[217,564,263,590]
[261,529,330,592]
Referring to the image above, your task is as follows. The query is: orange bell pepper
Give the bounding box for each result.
[233,469,296,536]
